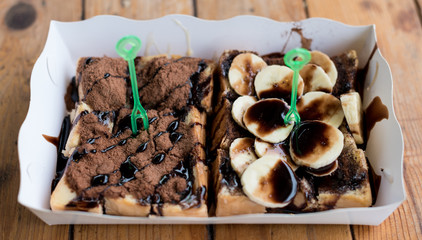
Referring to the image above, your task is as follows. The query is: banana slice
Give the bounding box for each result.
[254,138,298,171]
[297,91,344,128]
[231,96,257,128]
[300,64,333,93]
[229,137,258,176]
[228,53,267,96]
[309,51,338,85]
[241,154,298,208]
[254,65,304,101]
[243,98,294,143]
[289,121,343,175]
[340,92,364,144]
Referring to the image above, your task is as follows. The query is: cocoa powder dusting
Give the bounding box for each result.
[65,108,196,203]
[138,57,210,111]
[60,54,214,210]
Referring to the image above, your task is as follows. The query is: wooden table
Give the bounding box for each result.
[1,0,421,239]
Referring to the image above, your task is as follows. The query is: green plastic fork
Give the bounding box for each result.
[116,35,149,134]
[283,48,311,126]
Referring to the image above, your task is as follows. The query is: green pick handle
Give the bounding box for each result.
[283,48,311,125]
[116,35,149,133]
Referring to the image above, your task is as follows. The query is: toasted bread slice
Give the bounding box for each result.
[331,50,359,96]
[211,49,370,216]
[51,55,213,217]
[317,124,372,209]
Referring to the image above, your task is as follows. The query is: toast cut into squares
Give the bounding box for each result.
[51,54,214,217]
[210,49,371,216]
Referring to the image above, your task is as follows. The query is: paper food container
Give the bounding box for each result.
[18,15,404,225]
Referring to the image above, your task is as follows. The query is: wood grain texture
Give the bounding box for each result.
[307,0,422,239]
[197,0,306,21]
[214,224,352,240]
[74,224,207,240]
[0,0,82,239]
[1,0,421,239]
[84,0,193,19]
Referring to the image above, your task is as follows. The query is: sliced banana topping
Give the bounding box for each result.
[340,92,364,144]
[297,91,344,128]
[254,65,304,101]
[228,53,267,96]
[300,64,333,93]
[231,96,257,129]
[309,51,338,85]
[305,159,338,177]
[229,137,258,176]
[241,155,298,208]
[243,98,294,143]
[290,120,343,171]
[254,138,298,171]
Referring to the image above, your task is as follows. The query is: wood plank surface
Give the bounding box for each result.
[307,0,422,239]
[0,1,82,239]
[85,0,194,19]
[196,0,306,21]
[1,0,421,239]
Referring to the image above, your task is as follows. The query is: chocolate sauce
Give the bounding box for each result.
[42,134,59,147]
[258,84,293,103]
[291,28,312,50]
[152,153,166,164]
[305,160,338,176]
[136,141,149,153]
[220,157,240,189]
[170,132,183,143]
[85,57,93,66]
[264,160,297,204]
[71,148,89,162]
[261,52,285,66]
[66,200,99,209]
[221,50,241,77]
[364,96,389,140]
[93,111,113,126]
[149,116,158,124]
[167,120,179,132]
[187,60,210,108]
[243,99,289,136]
[297,95,341,122]
[258,71,296,102]
[64,76,79,111]
[87,137,99,144]
[290,121,331,158]
[101,145,116,153]
[119,157,138,183]
[55,55,215,213]
[91,174,109,186]
[51,116,71,192]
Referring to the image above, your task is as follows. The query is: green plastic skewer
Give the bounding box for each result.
[283,48,311,125]
[116,35,149,133]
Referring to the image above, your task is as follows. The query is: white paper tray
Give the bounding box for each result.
[18,15,405,225]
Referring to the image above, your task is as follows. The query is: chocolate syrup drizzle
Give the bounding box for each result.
[51,116,71,192]
[56,58,212,213]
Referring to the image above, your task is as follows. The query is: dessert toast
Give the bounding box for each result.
[51,55,215,217]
